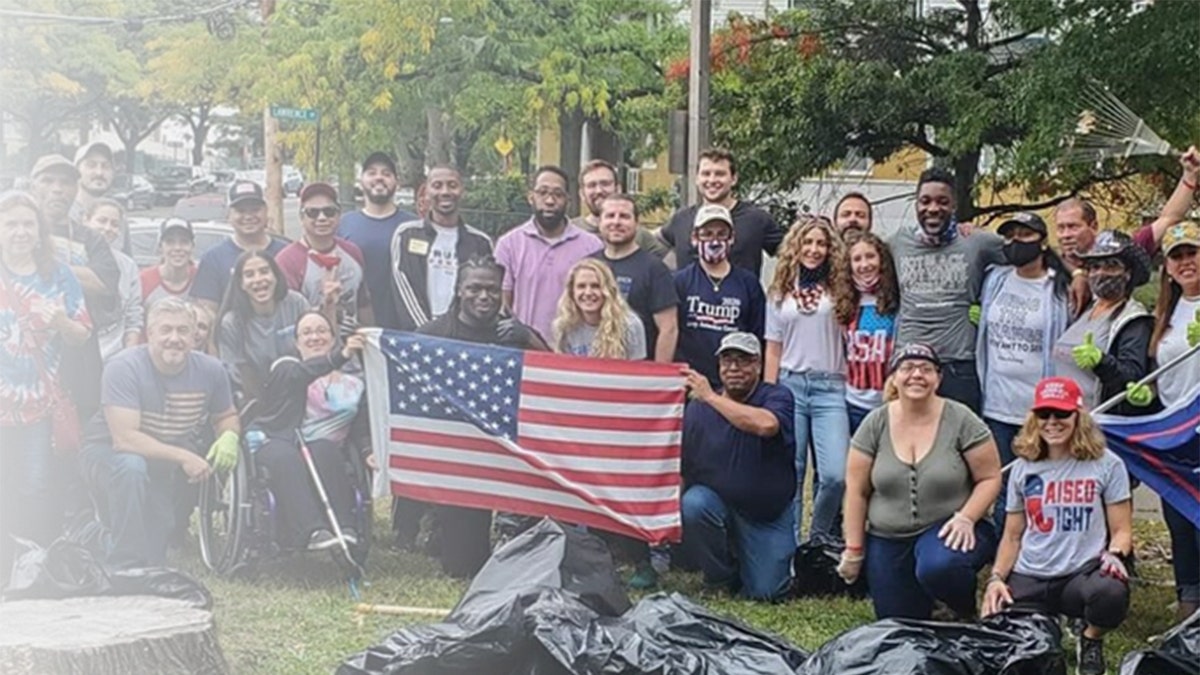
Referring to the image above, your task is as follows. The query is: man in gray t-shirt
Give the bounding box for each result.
[889,168,1005,412]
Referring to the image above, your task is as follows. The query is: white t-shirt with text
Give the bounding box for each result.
[427,224,460,318]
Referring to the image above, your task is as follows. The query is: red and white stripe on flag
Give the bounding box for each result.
[365,333,685,545]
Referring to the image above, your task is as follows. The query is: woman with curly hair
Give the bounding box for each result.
[982,376,1132,675]
[842,230,899,434]
[552,258,646,360]
[764,215,854,542]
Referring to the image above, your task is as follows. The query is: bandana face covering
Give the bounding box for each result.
[792,261,829,314]
[915,218,959,248]
[1088,272,1128,301]
[853,273,880,294]
[698,239,730,264]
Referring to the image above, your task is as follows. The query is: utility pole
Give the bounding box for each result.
[261,0,284,235]
[684,0,712,208]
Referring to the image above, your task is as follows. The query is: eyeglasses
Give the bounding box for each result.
[694,231,732,242]
[1034,409,1075,420]
[533,188,568,200]
[896,362,938,375]
[303,206,340,219]
[298,326,332,337]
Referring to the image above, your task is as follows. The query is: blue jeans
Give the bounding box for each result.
[985,418,1021,533]
[780,371,850,543]
[937,360,982,415]
[866,518,998,619]
[847,403,873,436]
[1163,497,1200,604]
[680,484,795,600]
[0,420,61,584]
[81,443,181,569]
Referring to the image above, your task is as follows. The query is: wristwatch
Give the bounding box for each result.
[1071,268,1087,279]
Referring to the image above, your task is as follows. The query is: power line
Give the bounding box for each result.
[0,1,245,28]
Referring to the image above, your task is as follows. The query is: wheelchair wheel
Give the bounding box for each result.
[198,449,250,575]
[347,450,373,567]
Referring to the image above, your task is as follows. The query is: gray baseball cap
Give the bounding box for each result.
[693,203,734,230]
[715,332,761,357]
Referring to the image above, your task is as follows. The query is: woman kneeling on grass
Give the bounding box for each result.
[982,376,1132,675]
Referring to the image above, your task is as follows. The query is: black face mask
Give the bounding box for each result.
[1089,273,1128,301]
[1003,240,1044,267]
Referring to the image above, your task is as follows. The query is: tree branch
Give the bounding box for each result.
[902,131,947,157]
[972,169,1140,221]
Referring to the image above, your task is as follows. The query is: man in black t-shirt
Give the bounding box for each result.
[658,148,783,279]
[590,194,678,362]
[399,256,544,575]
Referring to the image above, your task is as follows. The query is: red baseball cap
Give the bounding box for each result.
[1033,377,1084,412]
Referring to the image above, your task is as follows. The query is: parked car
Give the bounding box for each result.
[173,193,228,223]
[149,165,195,205]
[283,166,304,196]
[127,218,235,268]
[109,174,155,211]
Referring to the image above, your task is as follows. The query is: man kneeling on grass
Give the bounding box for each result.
[679,331,796,600]
[81,297,239,568]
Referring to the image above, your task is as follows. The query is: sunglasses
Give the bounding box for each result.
[302,206,340,219]
[1034,408,1075,420]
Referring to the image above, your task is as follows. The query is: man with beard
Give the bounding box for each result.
[679,332,796,601]
[29,153,121,422]
[70,142,118,237]
[570,159,664,256]
[390,165,492,330]
[888,167,1004,413]
[191,181,287,313]
[590,194,678,362]
[658,148,783,279]
[834,192,872,236]
[276,182,373,333]
[494,166,603,341]
[80,297,239,568]
[338,152,418,329]
[412,256,545,575]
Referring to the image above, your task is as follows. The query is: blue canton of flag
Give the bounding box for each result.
[385,331,522,440]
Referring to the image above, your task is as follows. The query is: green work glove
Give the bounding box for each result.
[206,430,239,473]
[1126,382,1154,408]
[1072,331,1103,370]
[968,304,981,326]
[1188,308,1200,348]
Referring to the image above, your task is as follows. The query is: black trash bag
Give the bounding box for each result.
[529,592,809,674]
[455,518,630,618]
[3,537,111,600]
[791,536,868,599]
[797,611,1065,675]
[109,568,212,610]
[1120,609,1200,675]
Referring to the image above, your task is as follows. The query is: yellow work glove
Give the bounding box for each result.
[206,430,240,473]
[1072,331,1103,370]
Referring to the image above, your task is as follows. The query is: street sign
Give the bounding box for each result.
[270,105,319,122]
[493,136,514,157]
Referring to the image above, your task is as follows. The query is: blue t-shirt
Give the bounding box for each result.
[86,345,234,452]
[682,382,796,521]
[338,208,417,329]
[190,237,287,305]
[673,263,765,385]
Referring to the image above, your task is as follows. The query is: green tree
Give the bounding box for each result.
[704,0,1200,222]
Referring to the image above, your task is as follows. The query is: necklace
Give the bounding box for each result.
[703,269,725,292]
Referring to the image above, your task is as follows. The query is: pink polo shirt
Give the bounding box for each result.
[493,220,603,341]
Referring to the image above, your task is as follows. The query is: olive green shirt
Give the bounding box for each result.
[851,400,992,538]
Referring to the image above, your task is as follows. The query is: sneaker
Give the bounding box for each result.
[308,529,338,551]
[649,546,671,574]
[628,562,659,591]
[1076,635,1105,675]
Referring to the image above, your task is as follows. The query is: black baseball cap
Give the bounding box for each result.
[158,217,194,242]
[889,343,941,373]
[997,212,1047,238]
[227,180,265,208]
[361,151,397,175]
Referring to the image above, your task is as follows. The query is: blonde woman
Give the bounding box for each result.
[552,258,646,360]
[764,215,854,542]
[982,376,1132,675]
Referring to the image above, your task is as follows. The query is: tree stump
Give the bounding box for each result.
[0,595,228,674]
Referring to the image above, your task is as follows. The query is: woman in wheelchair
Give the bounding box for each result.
[249,310,368,552]
[982,377,1133,675]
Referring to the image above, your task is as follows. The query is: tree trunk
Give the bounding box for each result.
[557,107,585,216]
[586,119,621,165]
[190,105,211,167]
[952,150,981,222]
[426,106,451,167]
[0,595,229,674]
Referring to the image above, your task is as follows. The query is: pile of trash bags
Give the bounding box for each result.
[338,519,1081,675]
[3,536,212,609]
[1119,610,1200,675]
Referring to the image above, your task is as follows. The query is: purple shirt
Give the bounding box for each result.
[493,220,603,341]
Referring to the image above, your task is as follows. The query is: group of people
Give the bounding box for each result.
[1,138,1197,675]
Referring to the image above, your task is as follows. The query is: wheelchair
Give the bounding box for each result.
[197,402,373,578]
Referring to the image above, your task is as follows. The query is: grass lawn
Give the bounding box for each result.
[180,510,1183,675]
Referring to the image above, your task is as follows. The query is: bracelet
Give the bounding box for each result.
[986,573,1006,586]
[1071,268,1087,279]
[1184,178,1198,192]
[845,544,864,553]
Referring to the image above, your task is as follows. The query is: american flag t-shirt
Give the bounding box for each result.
[362,329,686,544]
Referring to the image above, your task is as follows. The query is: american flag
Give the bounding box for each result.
[362,329,686,544]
